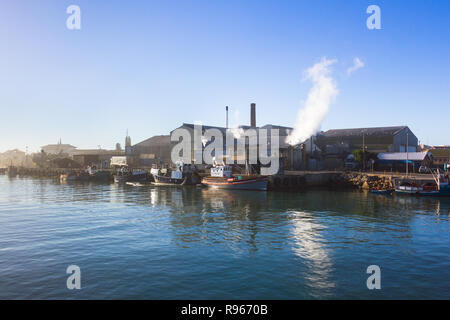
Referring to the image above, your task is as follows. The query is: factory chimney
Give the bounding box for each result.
[226,106,229,129]
[250,103,256,127]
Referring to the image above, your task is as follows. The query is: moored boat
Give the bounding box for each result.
[152,161,199,186]
[395,182,423,195]
[153,174,187,186]
[86,166,111,182]
[418,170,450,196]
[113,168,147,184]
[394,169,450,197]
[202,175,268,191]
[202,164,268,191]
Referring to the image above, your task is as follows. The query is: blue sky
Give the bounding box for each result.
[1,0,449,152]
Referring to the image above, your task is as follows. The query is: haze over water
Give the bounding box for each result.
[0,176,449,299]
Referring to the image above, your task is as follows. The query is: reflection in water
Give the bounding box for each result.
[290,211,335,296]
[0,176,449,299]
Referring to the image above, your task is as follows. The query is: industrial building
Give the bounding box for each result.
[130,135,171,167]
[315,126,418,155]
[128,102,421,173]
[169,103,298,172]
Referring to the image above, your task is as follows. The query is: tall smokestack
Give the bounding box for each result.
[250,103,256,127]
[226,106,229,129]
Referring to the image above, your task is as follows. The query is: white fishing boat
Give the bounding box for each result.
[395,182,423,195]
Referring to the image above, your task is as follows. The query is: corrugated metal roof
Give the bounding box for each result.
[133,135,170,147]
[377,152,430,161]
[178,123,292,136]
[322,126,407,138]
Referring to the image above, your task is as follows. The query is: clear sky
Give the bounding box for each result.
[1,0,449,152]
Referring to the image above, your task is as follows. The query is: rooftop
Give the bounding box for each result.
[178,123,293,136]
[321,126,407,138]
[133,135,171,147]
[378,152,431,161]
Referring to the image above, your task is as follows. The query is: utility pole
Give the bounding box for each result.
[362,133,365,171]
[406,132,409,176]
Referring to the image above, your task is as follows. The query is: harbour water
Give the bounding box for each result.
[0,175,449,299]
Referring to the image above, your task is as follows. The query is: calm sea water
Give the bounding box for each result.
[0,175,449,299]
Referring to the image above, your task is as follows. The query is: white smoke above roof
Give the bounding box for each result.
[286,57,339,146]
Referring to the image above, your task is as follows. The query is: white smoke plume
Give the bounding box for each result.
[347,57,364,76]
[230,127,244,139]
[228,108,244,139]
[286,58,339,146]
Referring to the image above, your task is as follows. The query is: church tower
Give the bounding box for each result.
[125,129,132,155]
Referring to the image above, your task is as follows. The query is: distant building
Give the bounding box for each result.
[72,149,124,168]
[0,149,31,167]
[130,135,171,167]
[316,126,418,156]
[41,141,77,155]
[429,148,450,169]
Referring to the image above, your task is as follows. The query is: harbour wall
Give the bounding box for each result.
[2,167,437,191]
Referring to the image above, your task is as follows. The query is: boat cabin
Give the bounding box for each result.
[211,165,232,178]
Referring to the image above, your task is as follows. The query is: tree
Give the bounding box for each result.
[353,150,378,166]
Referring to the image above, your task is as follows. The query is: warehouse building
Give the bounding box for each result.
[130,135,172,167]
[170,122,297,172]
[315,126,418,155]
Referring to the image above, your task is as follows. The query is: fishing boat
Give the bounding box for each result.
[86,166,111,182]
[394,169,450,196]
[395,181,423,195]
[152,161,199,186]
[418,169,450,196]
[113,167,147,184]
[202,163,268,191]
